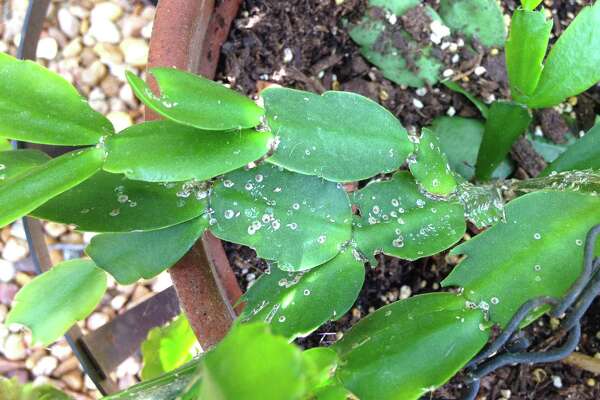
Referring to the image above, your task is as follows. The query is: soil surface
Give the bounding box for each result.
[217,1,600,399]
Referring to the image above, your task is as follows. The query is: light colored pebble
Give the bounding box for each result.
[44,222,67,238]
[89,19,121,44]
[36,37,58,60]
[32,355,58,377]
[62,38,83,58]
[552,375,563,388]
[412,98,424,109]
[81,60,107,86]
[3,333,27,361]
[2,238,28,262]
[106,111,133,132]
[91,2,123,23]
[110,295,127,310]
[120,38,149,67]
[86,312,109,331]
[57,8,80,38]
[63,370,84,391]
[0,259,16,283]
[400,285,412,299]
[474,66,487,76]
[93,42,123,64]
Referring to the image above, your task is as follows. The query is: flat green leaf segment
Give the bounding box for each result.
[104,120,273,182]
[439,0,506,47]
[6,259,107,346]
[521,0,543,10]
[263,88,411,182]
[506,9,552,99]
[455,181,505,228]
[126,68,264,131]
[0,149,50,182]
[443,191,600,327]
[0,52,113,145]
[199,323,307,400]
[0,377,71,400]
[542,122,600,175]
[352,172,465,264]
[0,140,11,151]
[210,164,353,270]
[476,101,531,181]
[32,171,205,232]
[0,148,104,228]
[333,293,488,400]
[525,2,600,108]
[408,129,457,196]
[87,217,207,284]
[141,315,198,381]
[239,250,364,340]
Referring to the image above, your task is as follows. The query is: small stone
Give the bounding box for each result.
[122,15,147,37]
[283,48,293,63]
[83,232,98,244]
[106,111,133,132]
[93,43,123,64]
[120,38,149,67]
[586,378,596,387]
[100,75,122,97]
[412,98,424,109]
[89,20,121,44]
[0,304,7,323]
[430,20,450,44]
[36,37,58,60]
[442,69,454,78]
[141,22,153,39]
[119,84,137,107]
[2,238,28,262]
[415,87,427,97]
[25,348,46,370]
[63,371,83,391]
[3,333,26,360]
[32,356,58,377]
[0,259,16,283]
[446,106,456,117]
[474,66,487,76]
[150,272,172,293]
[57,8,80,38]
[91,2,123,23]
[81,60,107,86]
[49,342,72,361]
[14,272,32,287]
[0,283,18,305]
[500,389,511,399]
[87,312,109,331]
[62,38,82,58]
[44,222,67,238]
[110,295,127,310]
[551,375,563,389]
[52,355,79,376]
[60,232,83,245]
[109,98,127,112]
[10,221,27,241]
[400,285,412,299]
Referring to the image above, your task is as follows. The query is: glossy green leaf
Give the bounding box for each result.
[353,172,466,264]
[263,88,412,182]
[87,217,207,284]
[542,123,600,175]
[0,140,11,151]
[528,133,570,163]
[32,171,205,232]
[6,259,107,346]
[349,3,443,87]
[126,68,264,131]
[439,0,506,47]
[199,323,307,400]
[455,181,506,228]
[475,101,531,181]
[409,128,457,196]
[104,121,273,182]
[239,249,364,340]
[210,164,353,270]
[0,148,104,228]
[443,191,600,327]
[303,348,340,389]
[521,0,543,10]
[442,81,489,119]
[506,9,553,99]
[0,377,72,400]
[141,315,198,381]
[0,52,113,145]
[333,293,488,400]
[526,2,600,108]
[313,384,356,400]
[0,149,50,182]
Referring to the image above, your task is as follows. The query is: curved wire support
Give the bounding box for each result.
[462,223,600,400]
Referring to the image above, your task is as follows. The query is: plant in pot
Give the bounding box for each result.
[1,0,600,399]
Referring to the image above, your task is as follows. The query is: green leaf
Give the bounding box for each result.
[333,293,488,400]
[429,117,514,180]
[475,101,531,181]
[303,347,340,389]
[32,171,206,232]
[455,181,506,228]
[442,81,489,119]
[0,377,72,400]
[6,259,107,346]
[239,249,364,340]
[104,121,273,182]
[408,128,457,196]
[525,2,600,108]
[263,88,412,182]
[199,323,307,400]
[439,0,506,47]
[542,123,600,175]
[0,52,113,145]
[86,217,207,284]
[0,140,11,152]
[352,172,466,264]
[141,315,198,381]
[0,148,104,228]
[443,191,600,327]
[210,164,353,270]
[126,68,264,131]
[0,149,51,182]
[521,0,543,10]
[506,9,553,99]
[349,4,443,87]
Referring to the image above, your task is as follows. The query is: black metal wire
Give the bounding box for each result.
[462,224,600,400]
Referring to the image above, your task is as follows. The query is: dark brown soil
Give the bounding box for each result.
[217,1,600,399]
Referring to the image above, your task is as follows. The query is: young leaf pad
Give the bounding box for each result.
[353,172,465,263]
[210,164,353,270]
[263,88,412,182]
